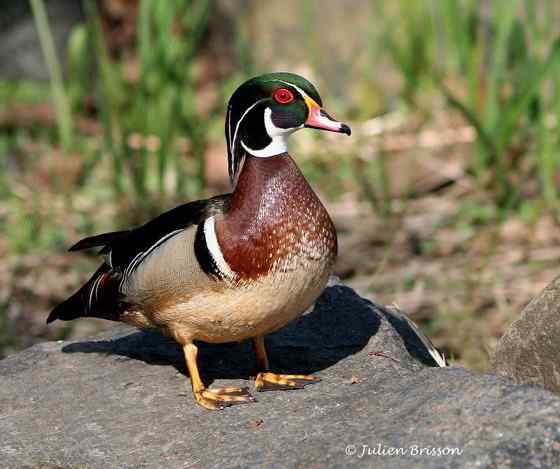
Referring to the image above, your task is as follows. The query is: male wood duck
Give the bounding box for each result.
[47,72,351,410]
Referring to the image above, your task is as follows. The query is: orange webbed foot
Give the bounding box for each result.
[254,372,321,392]
[194,386,256,411]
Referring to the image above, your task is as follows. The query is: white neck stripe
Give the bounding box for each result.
[241,138,287,157]
[204,216,236,281]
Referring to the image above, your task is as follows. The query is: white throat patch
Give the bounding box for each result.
[241,107,302,158]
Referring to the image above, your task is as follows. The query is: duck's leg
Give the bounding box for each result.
[181,342,255,410]
[253,335,320,392]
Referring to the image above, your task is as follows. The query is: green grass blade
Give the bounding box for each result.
[496,38,560,153]
[485,1,517,132]
[84,0,125,195]
[138,0,153,72]
[30,0,73,153]
[436,77,497,160]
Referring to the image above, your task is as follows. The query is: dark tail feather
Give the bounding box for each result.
[47,264,122,324]
[69,230,130,252]
[47,293,83,323]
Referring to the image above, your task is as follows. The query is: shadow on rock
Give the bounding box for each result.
[62,285,381,383]
[380,307,443,367]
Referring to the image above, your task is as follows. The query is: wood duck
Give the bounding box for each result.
[47,72,351,410]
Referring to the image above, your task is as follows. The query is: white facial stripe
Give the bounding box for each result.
[263,107,299,137]
[231,79,313,163]
[204,216,236,281]
[241,107,302,158]
[231,99,267,175]
[227,104,233,172]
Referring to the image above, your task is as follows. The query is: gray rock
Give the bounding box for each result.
[492,274,560,394]
[2,284,560,468]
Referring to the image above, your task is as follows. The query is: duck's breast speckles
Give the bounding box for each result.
[216,153,337,280]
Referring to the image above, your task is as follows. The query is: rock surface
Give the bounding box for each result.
[492,274,560,394]
[2,284,560,468]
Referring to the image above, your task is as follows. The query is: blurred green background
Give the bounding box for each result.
[2,0,560,371]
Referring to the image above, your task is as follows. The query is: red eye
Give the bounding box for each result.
[273,88,294,104]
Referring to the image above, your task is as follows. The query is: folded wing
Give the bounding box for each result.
[47,194,231,323]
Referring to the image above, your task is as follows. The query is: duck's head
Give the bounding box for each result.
[225,72,351,184]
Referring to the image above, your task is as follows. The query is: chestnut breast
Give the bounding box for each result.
[215,153,337,280]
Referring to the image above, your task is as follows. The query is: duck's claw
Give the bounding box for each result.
[194,386,255,410]
[254,372,320,392]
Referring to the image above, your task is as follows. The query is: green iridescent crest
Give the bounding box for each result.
[225,72,323,184]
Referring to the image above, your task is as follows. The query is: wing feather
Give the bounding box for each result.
[68,230,131,252]
[48,194,231,323]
